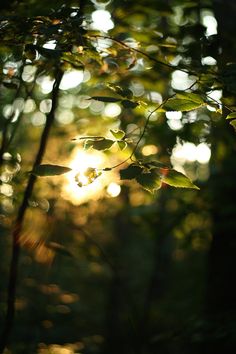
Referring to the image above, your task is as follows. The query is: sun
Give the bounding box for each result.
[61,148,121,205]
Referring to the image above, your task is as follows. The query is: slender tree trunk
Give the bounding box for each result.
[0,68,63,354]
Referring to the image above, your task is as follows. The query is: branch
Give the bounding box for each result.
[86,34,197,76]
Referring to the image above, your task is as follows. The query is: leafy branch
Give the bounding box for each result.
[33,81,201,192]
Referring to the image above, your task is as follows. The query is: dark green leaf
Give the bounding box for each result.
[90,96,121,102]
[120,164,143,180]
[107,84,133,99]
[3,82,18,89]
[31,164,72,176]
[136,169,162,193]
[121,100,139,109]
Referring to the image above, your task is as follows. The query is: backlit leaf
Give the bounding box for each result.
[175,92,204,104]
[161,169,199,189]
[226,112,236,119]
[110,129,125,140]
[164,98,204,112]
[117,140,127,150]
[84,138,114,151]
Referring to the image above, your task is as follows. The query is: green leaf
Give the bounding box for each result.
[110,129,125,140]
[229,120,236,130]
[164,98,204,112]
[175,92,204,104]
[84,138,114,151]
[161,169,199,189]
[120,164,143,180]
[31,164,72,176]
[90,96,121,102]
[226,112,236,119]
[117,140,127,150]
[136,169,162,193]
[121,100,139,109]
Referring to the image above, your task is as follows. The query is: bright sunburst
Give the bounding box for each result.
[61,148,120,205]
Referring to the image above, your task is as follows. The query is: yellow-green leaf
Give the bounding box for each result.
[110,129,125,140]
[84,138,114,151]
[117,140,127,150]
[164,98,204,112]
[226,112,236,119]
[161,169,199,189]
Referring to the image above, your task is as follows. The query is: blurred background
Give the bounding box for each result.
[0,0,236,353]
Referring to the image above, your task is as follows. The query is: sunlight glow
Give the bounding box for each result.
[203,14,217,36]
[201,56,217,66]
[37,76,54,94]
[166,111,183,130]
[206,90,222,111]
[171,71,195,90]
[43,41,57,50]
[59,70,84,90]
[104,103,121,117]
[142,144,158,156]
[107,182,121,197]
[62,149,117,205]
[171,141,211,165]
[91,10,114,32]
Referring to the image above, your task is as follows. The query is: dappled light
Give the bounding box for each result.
[1,1,236,354]
[91,10,114,32]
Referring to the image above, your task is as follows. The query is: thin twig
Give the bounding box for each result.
[87,34,197,76]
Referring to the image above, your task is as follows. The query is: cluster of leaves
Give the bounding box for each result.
[78,128,128,152]
[119,161,199,193]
